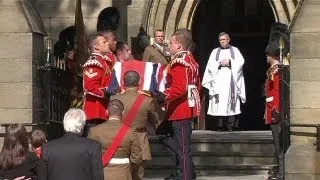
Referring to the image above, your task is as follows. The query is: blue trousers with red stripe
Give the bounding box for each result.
[159,119,194,180]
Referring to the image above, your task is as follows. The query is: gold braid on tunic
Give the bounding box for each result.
[266,63,279,81]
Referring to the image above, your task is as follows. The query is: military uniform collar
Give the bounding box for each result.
[270,61,280,68]
[123,87,139,92]
[108,117,121,121]
[267,61,280,80]
[106,52,114,56]
[91,52,104,58]
[154,42,163,49]
[173,51,188,59]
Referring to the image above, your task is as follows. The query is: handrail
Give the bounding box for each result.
[0,122,49,129]
[0,122,49,137]
[286,123,320,151]
[47,120,63,124]
[287,0,305,33]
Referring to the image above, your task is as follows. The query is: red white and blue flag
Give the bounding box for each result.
[107,60,168,95]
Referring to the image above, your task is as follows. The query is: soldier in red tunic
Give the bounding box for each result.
[99,30,118,65]
[265,42,284,180]
[264,22,290,180]
[82,34,114,137]
[157,29,200,180]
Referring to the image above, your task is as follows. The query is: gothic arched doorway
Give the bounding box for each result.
[192,0,275,130]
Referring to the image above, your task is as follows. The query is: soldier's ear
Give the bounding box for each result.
[93,44,99,51]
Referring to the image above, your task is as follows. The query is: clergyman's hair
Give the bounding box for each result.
[63,108,86,134]
[172,28,193,51]
[87,34,102,53]
[218,32,230,39]
[123,70,140,87]
[108,99,124,116]
[115,41,128,54]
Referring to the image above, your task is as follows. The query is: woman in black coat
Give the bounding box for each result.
[0,124,45,180]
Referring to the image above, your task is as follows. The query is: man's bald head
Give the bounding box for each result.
[108,99,124,117]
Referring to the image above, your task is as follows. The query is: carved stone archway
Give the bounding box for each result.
[141,0,301,130]
[142,0,300,36]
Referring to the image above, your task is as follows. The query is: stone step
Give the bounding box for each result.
[149,131,275,154]
[146,130,276,176]
[144,174,267,180]
[145,164,276,177]
[150,142,275,154]
[146,152,276,167]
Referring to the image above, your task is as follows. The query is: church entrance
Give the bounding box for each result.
[192,0,275,130]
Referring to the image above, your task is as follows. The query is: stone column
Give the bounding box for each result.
[286,0,320,179]
[127,0,147,46]
[0,0,46,136]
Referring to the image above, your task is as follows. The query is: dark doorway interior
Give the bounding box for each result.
[192,0,275,130]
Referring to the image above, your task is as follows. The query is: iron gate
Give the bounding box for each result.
[38,62,73,140]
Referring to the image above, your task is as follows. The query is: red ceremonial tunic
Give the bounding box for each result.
[105,52,117,66]
[265,64,281,124]
[164,51,200,121]
[83,53,114,120]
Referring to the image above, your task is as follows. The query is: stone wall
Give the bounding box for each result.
[35,0,147,46]
[0,0,45,136]
[36,0,112,41]
[286,0,320,179]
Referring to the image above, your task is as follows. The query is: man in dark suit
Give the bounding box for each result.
[43,108,104,180]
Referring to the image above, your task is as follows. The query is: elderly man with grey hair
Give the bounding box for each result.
[43,108,104,180]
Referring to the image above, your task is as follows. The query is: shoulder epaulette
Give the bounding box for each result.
[104,55,113,64]
[82,56,103,68]
[169,53,191,68]
[138,90,151,97]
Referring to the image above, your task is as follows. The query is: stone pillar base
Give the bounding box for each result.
[285,144,320,180]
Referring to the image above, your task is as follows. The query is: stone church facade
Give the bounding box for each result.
[0,0,319,179]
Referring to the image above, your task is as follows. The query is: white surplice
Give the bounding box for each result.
[202,46,246,116]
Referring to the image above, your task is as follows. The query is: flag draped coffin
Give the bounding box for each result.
[110,60,167,94]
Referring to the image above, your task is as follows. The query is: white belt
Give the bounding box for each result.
[266,96,274,102]
[109,158,130,164]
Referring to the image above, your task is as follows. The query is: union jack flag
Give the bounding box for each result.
[107,60,168,95]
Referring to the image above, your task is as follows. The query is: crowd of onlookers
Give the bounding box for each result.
[0,108,104,180]
[0,125,47,180]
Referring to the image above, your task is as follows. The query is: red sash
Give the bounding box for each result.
[102,94,147,166]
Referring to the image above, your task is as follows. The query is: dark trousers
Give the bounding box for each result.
[158,119,194,180]
[270,123,284,177]
[217,115,238,130]
[82,119,105,137]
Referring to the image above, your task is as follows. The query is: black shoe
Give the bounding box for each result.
[227,127,234,132]
[164,170,180,180]
[164,171,196,180]
[164,175,175,180]
[268,171,283,180]
[192,172,196,179]
[164,173,175,180]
